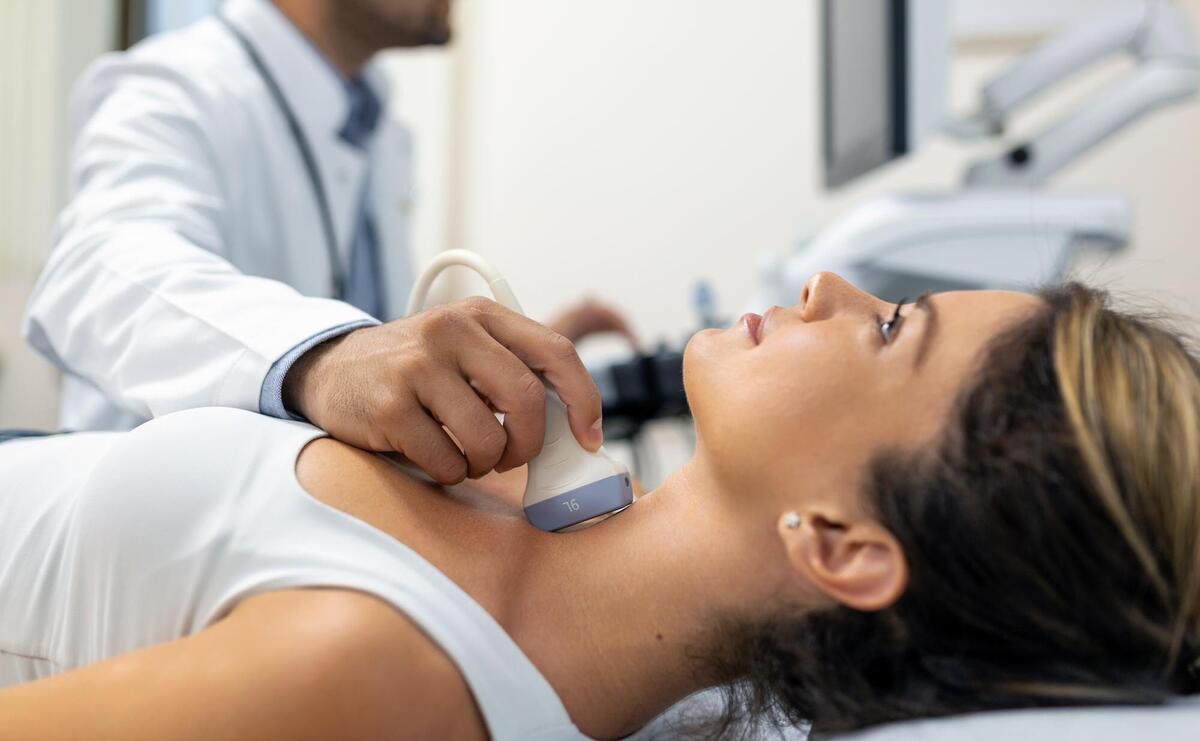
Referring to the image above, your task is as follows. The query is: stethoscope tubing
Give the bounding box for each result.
[215,12,345,299]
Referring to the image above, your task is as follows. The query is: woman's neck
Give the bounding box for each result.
[302,441,791,738]
[509,457,790,739]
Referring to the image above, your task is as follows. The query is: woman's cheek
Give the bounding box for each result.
[684,323,873,448]
[754,337,878,434]
[760,329,868,399]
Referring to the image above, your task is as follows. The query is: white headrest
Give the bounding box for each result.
[636,691,1200,740]
[833,698,1200,741]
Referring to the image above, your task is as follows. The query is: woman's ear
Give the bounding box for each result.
[776,508,908,611]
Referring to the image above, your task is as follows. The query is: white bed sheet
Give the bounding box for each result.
[633,689,1200,740]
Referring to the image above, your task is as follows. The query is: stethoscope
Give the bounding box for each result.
[216,13,345,299]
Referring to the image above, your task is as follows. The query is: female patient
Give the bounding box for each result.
[0,272,1198,740]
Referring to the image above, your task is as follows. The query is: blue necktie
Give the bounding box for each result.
[339,77,386,319]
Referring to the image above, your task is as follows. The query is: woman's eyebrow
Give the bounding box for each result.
[910,291,938,367]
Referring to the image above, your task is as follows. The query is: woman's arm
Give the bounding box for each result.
[0,589,486,741]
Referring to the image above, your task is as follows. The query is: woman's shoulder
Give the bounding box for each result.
[294,435,380,493]
[76,408,322,546]
[116,407,326,493]
[130,406,320,443]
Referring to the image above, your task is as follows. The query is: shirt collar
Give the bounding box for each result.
[339,76,382,148]
[222,0,390,146]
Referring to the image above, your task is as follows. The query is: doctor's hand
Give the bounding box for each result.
[283,297,604,485]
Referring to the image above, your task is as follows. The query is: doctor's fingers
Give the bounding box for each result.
[385,402,470,486]
[467,302,603,453]
[455,338,548,473]
[415,374,508,480]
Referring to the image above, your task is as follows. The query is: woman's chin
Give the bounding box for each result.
[681,329,717,387]
[684,325,739,359]
[681,328,733,432]
[683,325,749,375]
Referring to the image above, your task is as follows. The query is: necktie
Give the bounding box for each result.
[339,76,385,319]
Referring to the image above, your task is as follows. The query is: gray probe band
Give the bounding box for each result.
[524,474,635,532]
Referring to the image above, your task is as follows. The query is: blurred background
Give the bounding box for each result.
[2,0,1199,474]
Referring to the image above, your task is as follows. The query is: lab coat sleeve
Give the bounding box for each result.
[22,60,375,421]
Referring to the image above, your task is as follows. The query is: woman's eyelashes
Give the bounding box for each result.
[878,298,907,345]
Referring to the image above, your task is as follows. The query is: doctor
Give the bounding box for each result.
[23,0,624,484]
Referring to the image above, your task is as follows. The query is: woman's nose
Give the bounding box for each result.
[800,272,882,321]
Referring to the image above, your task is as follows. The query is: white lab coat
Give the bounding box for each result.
[23,0,415,431]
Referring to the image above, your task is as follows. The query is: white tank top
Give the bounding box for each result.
[0,408,585,741]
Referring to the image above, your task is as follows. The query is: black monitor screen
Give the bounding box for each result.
[822,0,907,188]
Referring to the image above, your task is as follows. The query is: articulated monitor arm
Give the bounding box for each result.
[950,0,1200,186]
[746,191,1133,312]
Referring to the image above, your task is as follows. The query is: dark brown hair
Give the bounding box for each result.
[703,284,1200,737]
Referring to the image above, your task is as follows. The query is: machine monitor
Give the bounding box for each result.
[822,0,949,188]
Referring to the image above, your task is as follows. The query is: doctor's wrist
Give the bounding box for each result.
[282,332,350,422]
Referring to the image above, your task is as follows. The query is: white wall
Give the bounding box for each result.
[4,0,1200,426]
[0,0,117,428]
[448,0,1200,348]
[377,47,461,268]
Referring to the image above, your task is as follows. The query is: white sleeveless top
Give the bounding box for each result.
[0,407,586,741]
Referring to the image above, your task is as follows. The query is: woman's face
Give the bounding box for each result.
[683,273,1042,511]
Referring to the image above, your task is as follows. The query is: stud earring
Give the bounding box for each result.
[783,512,801,530]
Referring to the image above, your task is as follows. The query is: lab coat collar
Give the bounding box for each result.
[221,0,391,144]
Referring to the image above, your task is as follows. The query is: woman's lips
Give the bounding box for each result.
[740,312,763,344]
[761,306,778,341]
